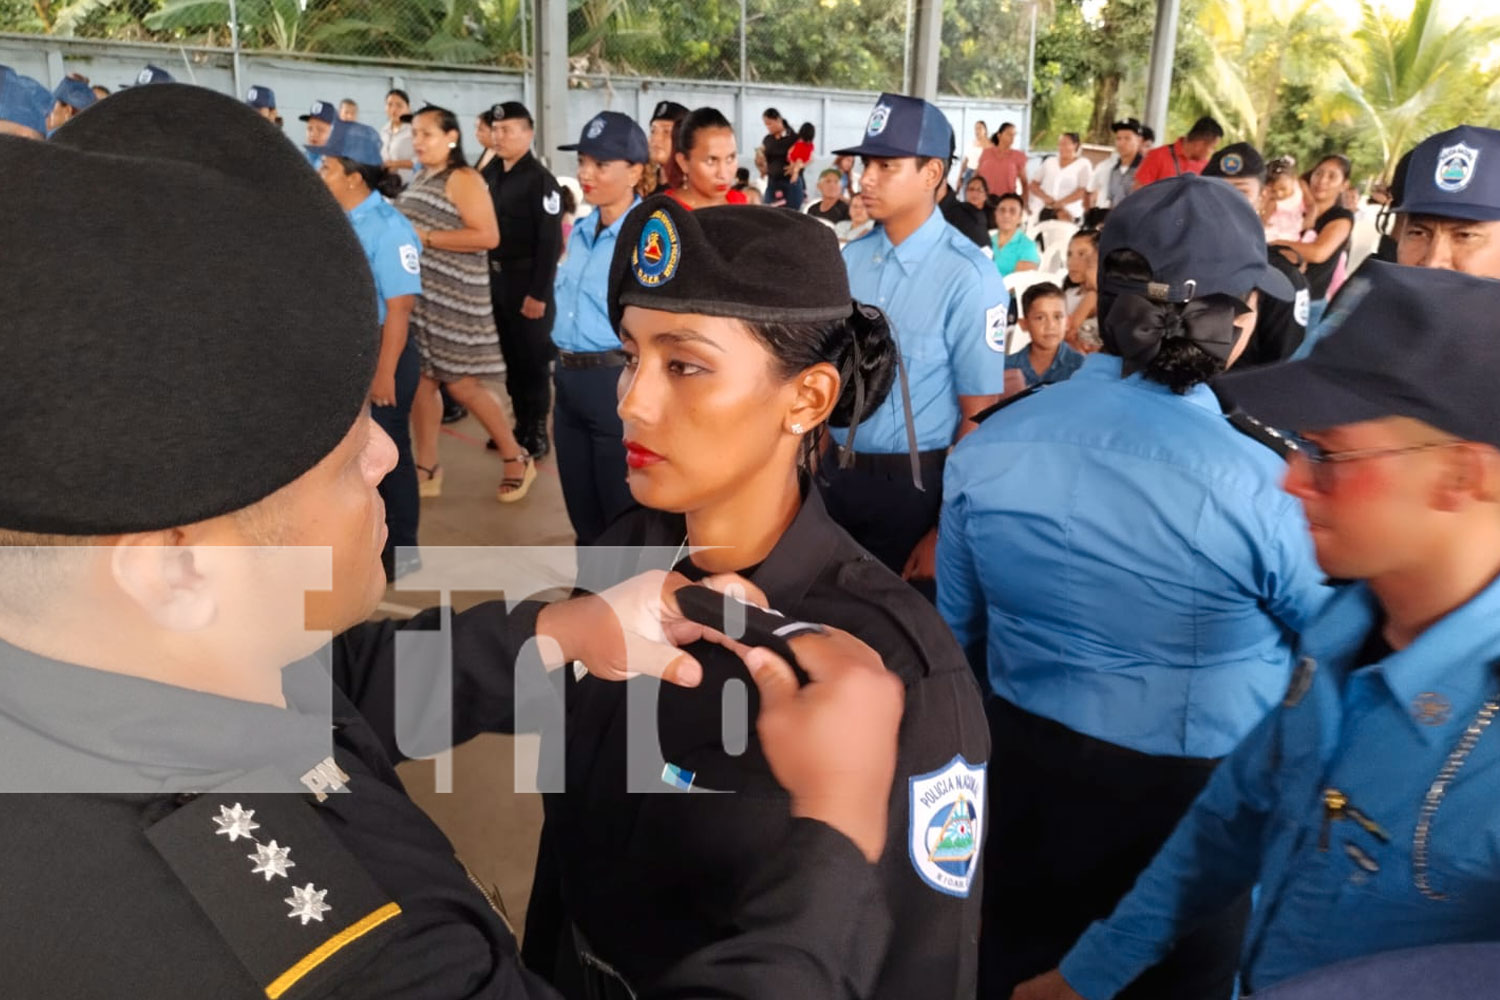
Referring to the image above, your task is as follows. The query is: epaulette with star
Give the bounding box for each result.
[145,793,401,999]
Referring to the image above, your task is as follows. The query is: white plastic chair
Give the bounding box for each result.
[1030,220,1080,272]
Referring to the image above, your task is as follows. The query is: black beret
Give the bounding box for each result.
[608,195,853,330]
[0,84,378,535]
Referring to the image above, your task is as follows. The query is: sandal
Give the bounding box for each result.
[497,453,536,504]
[417,463,443,499]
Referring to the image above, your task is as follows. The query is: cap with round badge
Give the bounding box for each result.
[1394,124,1500,223]
[833,92,954,161]
[558,110,649,164]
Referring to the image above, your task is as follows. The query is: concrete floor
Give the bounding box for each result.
[387,388,573,940]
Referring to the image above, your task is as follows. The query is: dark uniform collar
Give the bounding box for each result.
[0,636,336,792]
[502,149,536,174]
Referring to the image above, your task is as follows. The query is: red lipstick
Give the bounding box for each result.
[624,441,664,469]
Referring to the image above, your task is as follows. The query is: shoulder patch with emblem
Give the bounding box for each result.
[908,755,986,897]
[146,794,401,999]
[985,303,1008,353]
[399,244,420,275]
[543,191,561,216]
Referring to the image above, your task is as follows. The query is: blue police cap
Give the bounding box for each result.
[0,67,54,136]
[833,93,954,161]
[298,99,337,125]
[1395,124,1500,223]
[1100,172,1295,303]
[245,85,276,110]
[558,111,648,164]
[1216,260,1500,448]
[53,76,96,113]
[129,64,175,87]
[313,119,383,167]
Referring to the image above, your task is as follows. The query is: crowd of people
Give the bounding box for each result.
[5,52,1500,1000]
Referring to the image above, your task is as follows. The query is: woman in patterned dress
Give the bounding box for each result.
[398,105,536,503]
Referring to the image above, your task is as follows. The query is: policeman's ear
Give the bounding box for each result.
[787,361,840,435]
[110,528,218,632]
[1433,442,1499,510]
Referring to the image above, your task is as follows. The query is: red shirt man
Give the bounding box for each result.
[1133,115,1224,190]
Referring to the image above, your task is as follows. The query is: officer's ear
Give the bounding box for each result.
[110,528,219,632]
[786,361,839,434]
[1432,441,1500,510]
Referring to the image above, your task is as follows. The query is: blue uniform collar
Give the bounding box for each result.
[874,205,946,274]
[347,188,385,222]
[1072,353,1224,415]
[579,196,639,249]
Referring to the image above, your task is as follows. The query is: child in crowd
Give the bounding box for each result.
[1063,228,1101,352]
[731,166,762,204]
[1262,156,1310,242]
[807,168,851,224]
[1008,283,1085,388]
[785,122,816,210]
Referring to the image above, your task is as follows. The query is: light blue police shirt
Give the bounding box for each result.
[347,190,422,324]
[834,207,1010,453]
[553,198,640,354]
[1061,574,1500,998]
[305,148,322,169]
[937,353,1332,758]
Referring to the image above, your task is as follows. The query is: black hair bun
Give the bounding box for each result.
[829,303,898,428]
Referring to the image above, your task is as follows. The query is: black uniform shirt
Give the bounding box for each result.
[1238,245,1310,369]
[539,488,990,1000]
[0,601,885,1000]
[484,151,564,303]
[762,131,795,184]
[939,188,991,249]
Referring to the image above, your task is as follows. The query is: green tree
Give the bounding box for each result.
[940,0,1031,98]
[1331,0,1500,181]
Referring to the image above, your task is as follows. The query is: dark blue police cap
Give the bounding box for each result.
[558,110,648,163]
[1394,124,1500,222]
[1205,142,1266,182]
[0,67,53,135]
[312,119,383,167]
[1100,172,1295,302]
[245,85,276,109]
[1216,260,1500,447]
[298,99,336,124]
[129,64,174,86]
[53,76,96,113]
[833,93,954,161]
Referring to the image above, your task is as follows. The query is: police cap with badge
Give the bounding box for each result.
[1204,141,1267,183]
[607,193,920,486]
[1216,260,1500,449]
[126,63,174,87]
[491,99,533,126]
[833,91,954,161]
[1394,124,1500,222]
[560,109,649,163]
[53,75,97,114]
[311,118,384,166]
[245,84,277,110]
[299,98,337,125]
[650,99,689,124]
[1098,173,1295,376]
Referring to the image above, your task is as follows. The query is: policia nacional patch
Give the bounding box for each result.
[146,794,401,999]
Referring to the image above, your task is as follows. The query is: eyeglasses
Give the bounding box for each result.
[1291,438,1459,493]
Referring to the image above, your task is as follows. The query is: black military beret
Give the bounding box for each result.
[0,84,378,535]
[608,195,854,330]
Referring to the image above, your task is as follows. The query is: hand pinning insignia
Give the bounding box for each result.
[285,883,332,925]
[248,840,296,881]
[212,803,261,843]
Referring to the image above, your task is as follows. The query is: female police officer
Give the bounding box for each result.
[527,196,989,1000]
[938,174,1332,999]
[315,118,424,579]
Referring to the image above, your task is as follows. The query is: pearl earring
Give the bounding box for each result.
[791,423,804,434]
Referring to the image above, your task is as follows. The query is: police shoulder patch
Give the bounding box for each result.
[399,244,420,275]
[985,303,1008,353]
[543,191,561,216]
[632,209,681,288]
[908,755,986,897]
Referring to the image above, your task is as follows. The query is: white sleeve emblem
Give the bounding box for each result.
[543,191,562,216]
[985,303,1008,353]
[399,244,420,275]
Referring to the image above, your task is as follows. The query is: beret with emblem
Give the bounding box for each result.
[0,83,378,535]
[608,194,855,330]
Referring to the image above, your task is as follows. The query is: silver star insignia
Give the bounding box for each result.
[285,883,332,925]
[248,840,296,881]
[212,803,261,843]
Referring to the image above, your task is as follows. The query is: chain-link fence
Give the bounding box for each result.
[2,0,1031,97]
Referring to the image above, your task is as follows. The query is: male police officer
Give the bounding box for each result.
[1204,141,1311,367]
[1394,125,1500,279]
[300,99,337,167]
[825,93,1009,594]
[482,102,564,461]
[2,82,908,1000]
[940,175,1330,999]
[1016,260,1500,1000]
[46,74,96,132]
[246,84,278,124]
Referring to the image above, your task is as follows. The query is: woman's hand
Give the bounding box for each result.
[369,367,397,409]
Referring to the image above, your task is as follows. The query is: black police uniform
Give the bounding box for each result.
[483,150,564,456]
[940,186,991,249]
[529,489,989,1000]
[0,605,889,1000]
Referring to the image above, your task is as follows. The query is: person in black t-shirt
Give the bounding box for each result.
[805,169,851,224]
[760,107,798,207]
[1272,154,1353,346]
